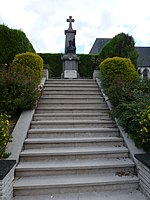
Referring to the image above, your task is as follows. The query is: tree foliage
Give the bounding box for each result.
[0,24,35,66]
[99,32,138,68]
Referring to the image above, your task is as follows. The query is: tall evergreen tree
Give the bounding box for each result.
[0,24,35,66]
[99,32,138,68]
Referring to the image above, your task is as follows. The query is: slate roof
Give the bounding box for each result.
[89,38,150,67]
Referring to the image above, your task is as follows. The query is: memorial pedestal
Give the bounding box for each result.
[61,54,79,79]
[61,16,79,79]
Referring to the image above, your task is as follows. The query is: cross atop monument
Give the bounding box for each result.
[67,16,74,30]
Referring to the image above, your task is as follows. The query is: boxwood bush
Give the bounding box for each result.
[99,57,139,106]
[13,52,43,85]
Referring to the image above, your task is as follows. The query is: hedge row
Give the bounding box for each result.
[0,24,35,66]
[39,53,98,78]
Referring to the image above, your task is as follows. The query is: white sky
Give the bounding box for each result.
[0,0,150,54]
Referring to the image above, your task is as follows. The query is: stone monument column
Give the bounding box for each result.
[61,16,79,79]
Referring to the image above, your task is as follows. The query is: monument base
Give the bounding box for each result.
[61,54,79,79]
[64,70,77,78]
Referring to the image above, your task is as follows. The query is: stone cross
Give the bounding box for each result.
[67,16,74,30]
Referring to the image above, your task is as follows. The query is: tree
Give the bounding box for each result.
[99,32,138,68]
[0,24,35,66]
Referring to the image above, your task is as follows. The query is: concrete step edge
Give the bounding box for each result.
[28,127,119,133]
[31,120,115,125]
[33,113,110,117]
[13,174,139,189]
[16,159,135,171]
[36,106,108,110]
[20,147,129,157]
[24,137,123,144]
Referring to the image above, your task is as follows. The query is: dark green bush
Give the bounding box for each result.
[0,63,40,116]
[13,52,43,85]
[0,24,35,66]
[113,101,150,152]
[99,56,150,152]
[99,32,138,67]
[110,77,150,152]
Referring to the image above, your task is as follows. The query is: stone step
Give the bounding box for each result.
[30,120,116,129]
[40,95,103,99]
[13,174,139,196]
[44,86,99,91]
[38,98,105,104]
[15,158,135,177]
[35,106,109,114]
[37,102,107,108]
[19,146,129,162]
[41,94,103,98]
[45,79,96,84]
[33,113,111,121]
[24,136,123,149]
[27,127,119,138]
[42,90,101,95]
[13,189,148,200]
[44,84,98,87]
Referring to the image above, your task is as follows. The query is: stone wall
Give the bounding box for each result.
[135,154,150,199]
[0,160,16,200]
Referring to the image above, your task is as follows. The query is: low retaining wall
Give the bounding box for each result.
[135,154,150,199]
[0,160,16,200]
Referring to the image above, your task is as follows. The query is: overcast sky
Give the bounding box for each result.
[0,0,150,54]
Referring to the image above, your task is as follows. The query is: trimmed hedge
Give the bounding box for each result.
[0,24,35,66]
[13,52,43,85]
[39,53,97,78]
[99,57,139,91]
[39,53,62,78]
[78,54,95,78]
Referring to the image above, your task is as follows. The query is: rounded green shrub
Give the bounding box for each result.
[100,57,139,89]
[13,52,43,85]
[99,57,139,106]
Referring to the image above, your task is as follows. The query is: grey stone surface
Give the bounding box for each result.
[13,189,148,200]
[6,109,35,163]
[61,16,79,78]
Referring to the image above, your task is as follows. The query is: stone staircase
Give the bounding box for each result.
[13,79,147,200]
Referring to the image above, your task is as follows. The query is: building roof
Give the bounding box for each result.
[89,38,150,67]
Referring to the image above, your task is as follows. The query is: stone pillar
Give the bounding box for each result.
[61,16,79,79]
